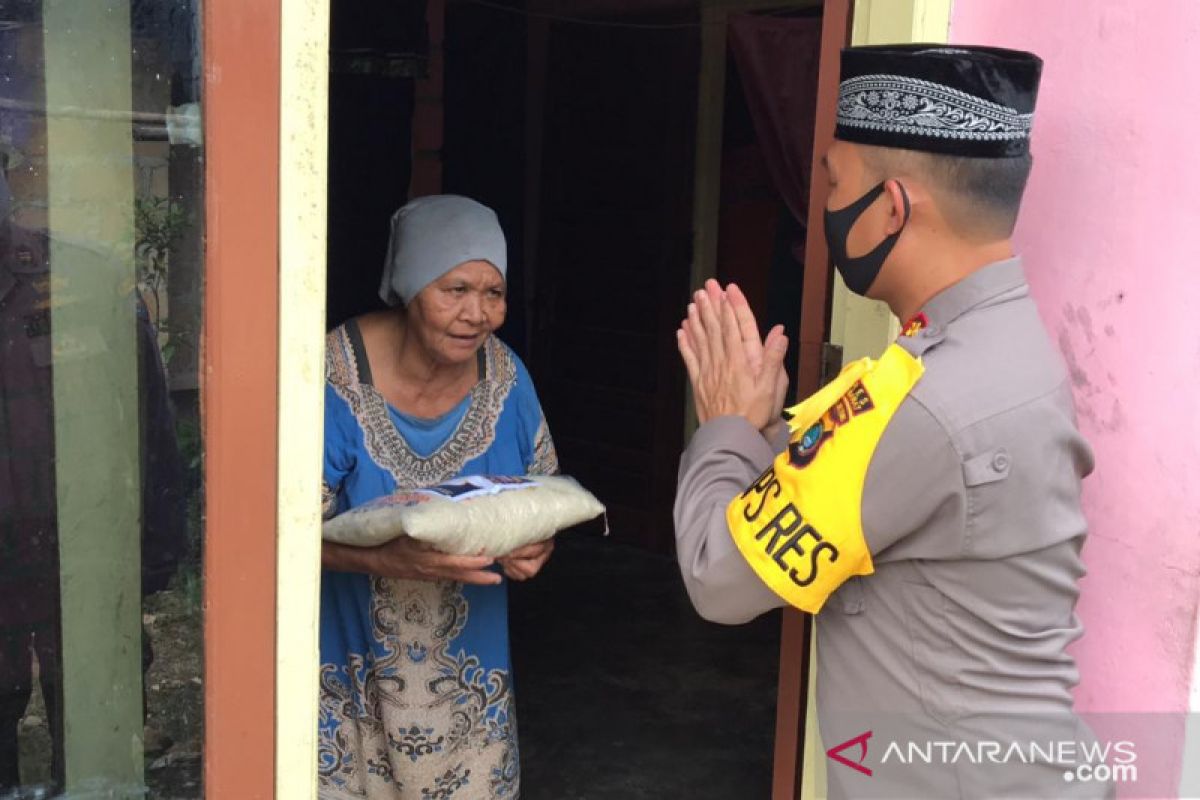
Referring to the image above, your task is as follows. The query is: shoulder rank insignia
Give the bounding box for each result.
[902,312,929,337]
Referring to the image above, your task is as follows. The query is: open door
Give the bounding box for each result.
[796,2,952,798]
[774,2,852,797]
[686,1,854,796]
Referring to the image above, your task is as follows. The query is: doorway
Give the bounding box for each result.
[323,1,834,797]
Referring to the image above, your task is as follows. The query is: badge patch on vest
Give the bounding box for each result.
[788,380,875,469]
[726,343,924,613]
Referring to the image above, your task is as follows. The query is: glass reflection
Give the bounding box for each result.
[0,2,204,797]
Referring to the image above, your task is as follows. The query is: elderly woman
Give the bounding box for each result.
[319,196,557,799]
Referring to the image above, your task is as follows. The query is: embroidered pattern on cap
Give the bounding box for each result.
[838,74,1033,142]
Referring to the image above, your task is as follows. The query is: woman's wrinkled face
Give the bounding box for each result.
[407,260,506,366]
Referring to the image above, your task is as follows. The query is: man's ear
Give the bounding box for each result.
[882,179,912,235]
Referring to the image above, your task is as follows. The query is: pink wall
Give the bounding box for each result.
[951,0,1200,790]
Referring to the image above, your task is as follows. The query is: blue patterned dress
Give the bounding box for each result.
[319,322,558,800]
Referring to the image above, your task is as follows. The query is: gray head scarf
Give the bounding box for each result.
[379,195,508,306]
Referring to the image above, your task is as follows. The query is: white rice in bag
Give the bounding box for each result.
[322,475,606,557]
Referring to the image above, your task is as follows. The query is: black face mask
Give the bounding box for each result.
[823,181,911,296]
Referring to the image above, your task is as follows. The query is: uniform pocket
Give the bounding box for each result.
[962,446,1012,547]
[962,446,1011,487]
[901,580,968,725]
[829,576,865,614]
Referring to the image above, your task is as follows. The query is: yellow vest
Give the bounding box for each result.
[725,343,924,613]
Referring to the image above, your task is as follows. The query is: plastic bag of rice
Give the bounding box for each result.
[322,475,606,557]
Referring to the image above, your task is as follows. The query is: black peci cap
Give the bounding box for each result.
[835,44,1043,158]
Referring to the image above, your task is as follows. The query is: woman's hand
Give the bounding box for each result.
[497,539,555,582]
[322,537,502,586]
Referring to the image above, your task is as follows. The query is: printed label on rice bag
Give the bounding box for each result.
[348,491,433,515]
[419,475,540,503]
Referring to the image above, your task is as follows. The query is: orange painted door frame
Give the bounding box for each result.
[773,1,852,798]
[202,0,282,796]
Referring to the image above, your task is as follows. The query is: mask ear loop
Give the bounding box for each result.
[894,180,912,228]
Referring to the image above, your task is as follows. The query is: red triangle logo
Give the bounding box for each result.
[826,731,873,777]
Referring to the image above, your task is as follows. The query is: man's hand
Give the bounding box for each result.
[497,539,554,582]
[677,279,788,431]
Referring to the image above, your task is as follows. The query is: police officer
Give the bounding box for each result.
[674,45,1102,797]
[0,221,64,793]
[0,217,188,793]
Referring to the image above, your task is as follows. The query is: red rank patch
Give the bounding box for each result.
[902,313,929,337]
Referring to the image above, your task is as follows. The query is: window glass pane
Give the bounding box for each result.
[0,1,204,797]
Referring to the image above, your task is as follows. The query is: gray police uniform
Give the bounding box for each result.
[674,258,1104,798]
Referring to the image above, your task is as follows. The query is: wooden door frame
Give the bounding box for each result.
[276,1,330,798]
[775,2,852,798]
[799,7,953,799]
[686,1,851,797]
[203,2,329,797]
[202,0,282,794]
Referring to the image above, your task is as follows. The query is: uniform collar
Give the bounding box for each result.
[918,257,1028,331]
